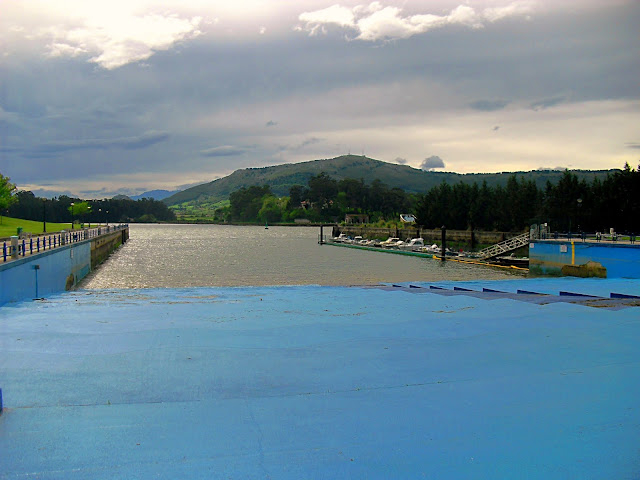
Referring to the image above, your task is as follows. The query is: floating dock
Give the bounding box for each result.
[324,240,529,272]
[1,278,638,478]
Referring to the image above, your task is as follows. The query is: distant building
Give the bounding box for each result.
[345,214,369,224]
[400,214,416,223]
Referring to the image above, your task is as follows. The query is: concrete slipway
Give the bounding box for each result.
[1,278,639,479]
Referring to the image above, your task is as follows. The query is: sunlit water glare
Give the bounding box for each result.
[81,224,523,289]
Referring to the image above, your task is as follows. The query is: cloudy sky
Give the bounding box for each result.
[1,0,639,198]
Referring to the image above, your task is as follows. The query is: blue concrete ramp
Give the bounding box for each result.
[0,279,639,479]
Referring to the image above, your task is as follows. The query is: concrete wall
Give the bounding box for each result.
[529,240,640,278]
[91,228,128,269]
[0,227,129,305]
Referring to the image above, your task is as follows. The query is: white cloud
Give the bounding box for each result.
[483,1,535,22]
[4,2,205,69]
[298,5,356,34]
[298,1,535,41]
[51,13,203,69]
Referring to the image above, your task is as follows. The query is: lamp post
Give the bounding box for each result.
[577,198,582,231]
[42,199,47,233]
[87,206,91,228]
[106,210,109,226]
[70,202,75,230]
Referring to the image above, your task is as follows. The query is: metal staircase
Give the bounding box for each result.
[478,232,530,260]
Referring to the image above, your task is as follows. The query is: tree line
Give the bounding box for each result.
[227,173,413,224]
[415,165,639,233]
[228,164,640,233]
[4,190,176,224]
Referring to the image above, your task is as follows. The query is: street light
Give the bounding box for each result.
[98,208,102,226]
[70,202,75,229]
[577,198,582,232]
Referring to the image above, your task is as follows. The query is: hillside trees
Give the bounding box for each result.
[0,173,17,224]
[220,163,640,232]
[229,185,278,222]
[8,193,177,223]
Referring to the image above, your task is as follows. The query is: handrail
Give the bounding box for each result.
[478,232,530,260]
[2,224,128,263]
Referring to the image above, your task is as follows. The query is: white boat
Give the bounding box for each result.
[393,240,407,249]
[380,237,401,248]
[400,238,425,252]
[332,233,349,243]
[422,243,441,254]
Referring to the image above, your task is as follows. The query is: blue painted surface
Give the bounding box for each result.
[0,278,639,479]
[530,240,640,278]
[0,243,91,305]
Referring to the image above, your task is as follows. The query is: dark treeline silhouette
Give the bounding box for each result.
[414,165,640,233]
[7,191,176,224]
[228,173,413,223]
[228,164,640,234]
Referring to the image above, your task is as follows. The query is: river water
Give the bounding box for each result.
[81,224,523,289]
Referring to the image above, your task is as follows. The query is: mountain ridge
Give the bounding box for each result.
[163,155,617,207]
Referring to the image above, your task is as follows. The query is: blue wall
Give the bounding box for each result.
[0,242,91,305]
[530,240,640,278]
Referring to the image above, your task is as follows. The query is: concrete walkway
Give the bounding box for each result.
[1,278,639,479]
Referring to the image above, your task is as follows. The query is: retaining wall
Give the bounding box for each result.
[0,227,128,305]
[529,240,640,278]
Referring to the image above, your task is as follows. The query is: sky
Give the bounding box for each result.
[1,0,639,199]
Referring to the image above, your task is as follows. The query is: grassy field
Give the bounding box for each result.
[0,216,72,239]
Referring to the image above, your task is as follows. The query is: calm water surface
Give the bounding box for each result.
[82,224,524,289]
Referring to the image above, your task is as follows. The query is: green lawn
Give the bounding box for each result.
[0,216,72,239]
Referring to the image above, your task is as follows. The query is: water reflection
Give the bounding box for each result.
[81,224,523,289]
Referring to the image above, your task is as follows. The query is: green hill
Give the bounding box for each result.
[163,155,617,207]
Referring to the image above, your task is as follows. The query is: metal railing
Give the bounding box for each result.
[477,233,530,260]
[536,232,637,244]
[2,224,128,263]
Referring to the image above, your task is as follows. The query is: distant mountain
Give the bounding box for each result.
[163,155,617,206]
[130,189,179,201]
[112,194,132,200]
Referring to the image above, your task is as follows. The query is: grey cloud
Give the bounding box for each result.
[420,156,445,170]
[299,137,323,148]
[469,100,509,112]
[36,131,169,153]
[265,120,278,127]
[395,157,407,164]
[200,146,246,157]
[2,2,638,195]
[625,143,640,149]
[530,96,565,111]
[493,126,500,131]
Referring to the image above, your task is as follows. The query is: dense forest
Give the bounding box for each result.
[227,164,640,233]
[3,163,638,234]
[6,191,176,224]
